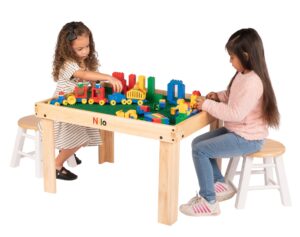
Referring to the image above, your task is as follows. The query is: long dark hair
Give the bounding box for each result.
[52,21,99,81]
[225,28,280,128]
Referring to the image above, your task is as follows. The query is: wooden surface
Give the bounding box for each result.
[99,130,114,163]
[35,101,180,143]
[247,139,285,158]
[40,119,56,193]
[158,141,180,224]
[18,115,40,131]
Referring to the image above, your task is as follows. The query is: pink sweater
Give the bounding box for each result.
[202,71,268,140]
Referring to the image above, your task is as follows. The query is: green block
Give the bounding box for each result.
[147,76,155,101]
[175,114,188,124]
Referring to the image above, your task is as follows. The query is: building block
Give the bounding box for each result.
[175,114,188,124]
[190,90,201,109]
[88,81,107,105]
[161,117,170,125]
[126,75,147,105]
[116,110,125,117]
[147,76,155,102]
[176,99,189,114]
[170,107,177,115]
[125,110,138,119]
[137,105,150,115]
[74,82,88,104]
[108,93,127,105]
[50,91,66,106]
[159,99,166,109]
[144,113,169,124]
[167,79,185,105]
[112,72,127,94]
[153,118,162,123]
[128,74,136,90]
[137,75,146,92]
[116,109,137,119]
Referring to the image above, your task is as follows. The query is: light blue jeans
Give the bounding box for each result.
[192,127,264,202]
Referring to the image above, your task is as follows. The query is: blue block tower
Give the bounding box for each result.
[167,79,185,105]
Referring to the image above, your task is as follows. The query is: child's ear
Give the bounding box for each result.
[243,52,249,61]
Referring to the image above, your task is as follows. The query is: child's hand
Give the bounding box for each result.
[206,92,220,102]
[196,97,205,110]
[108,77,123,92]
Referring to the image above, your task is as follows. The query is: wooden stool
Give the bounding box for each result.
[11,115,78,177]
[11,115,43,177]
[224,139,291,209]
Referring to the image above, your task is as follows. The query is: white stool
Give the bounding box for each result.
[11,115,43,177]
[11,115,78,177]
[225,139,291,209]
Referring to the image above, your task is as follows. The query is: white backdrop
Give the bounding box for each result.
[0,0,299,236]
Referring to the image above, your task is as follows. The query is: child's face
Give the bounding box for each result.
[229,53,245,73]
[71,34,90,61]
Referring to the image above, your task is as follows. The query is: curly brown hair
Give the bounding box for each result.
[52,21,100,81]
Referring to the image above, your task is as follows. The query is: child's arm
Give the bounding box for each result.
[217,91,229,102]
[206,92,220,102]
[206,91,229,103]
[202,76,263,122]
[73,70,123,92]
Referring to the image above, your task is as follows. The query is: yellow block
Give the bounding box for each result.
[125,110,138,119]
[116,110,125,117]
[138,75,146,91]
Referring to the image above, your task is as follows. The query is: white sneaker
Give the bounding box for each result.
[215,182,235,202]
[180,195,220,216]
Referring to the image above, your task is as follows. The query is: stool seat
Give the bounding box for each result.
[18,115,40,131]
[247,139,285,158]
[225,138,291,209]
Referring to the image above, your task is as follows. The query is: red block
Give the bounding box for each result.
[153,118,162,123]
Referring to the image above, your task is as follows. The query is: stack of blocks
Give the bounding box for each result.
[144,113,170,124]
[56,72,201,125]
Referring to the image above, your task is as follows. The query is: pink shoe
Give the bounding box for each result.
[180,195,220,216]
[215,182,236,202]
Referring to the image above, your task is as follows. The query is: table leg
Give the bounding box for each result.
[158,140,180,225]
[40,119,56,193]
[99,130,114,164]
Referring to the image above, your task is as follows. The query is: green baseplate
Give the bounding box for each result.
[62,87,196,125]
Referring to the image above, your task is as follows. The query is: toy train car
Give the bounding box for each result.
[50,80,147,106]
[88,82,107,105]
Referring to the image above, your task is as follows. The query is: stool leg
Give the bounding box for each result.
[225,157,240,188]
[11,127,26,167]
[274,156,292,206]
[35,131,43,178]
[235,157,253,209]
[263,157,274,185]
